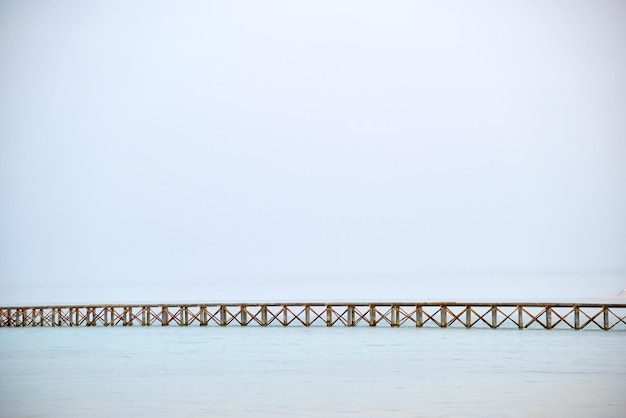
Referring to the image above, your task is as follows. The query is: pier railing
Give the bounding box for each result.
[1,303,625,330]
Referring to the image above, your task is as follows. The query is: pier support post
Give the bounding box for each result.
[182,307,189,326]
[305,305,311,326]
[491,306,498,329]
[220,306,227,326]
[261,305,268,326]
[326,305,333,327]
[518,306,524,329]
[162,307,169,326]
[241,306,248,326]
[574,306,580,330]
[603,306,609,330]
[391,305,399,327]
[369,305,376,327]
[465,306,471,328]
[347,305,355,326]
[416,305,423,327]
[200,307,207,326]
[545,307,552,329]
[440,305,447,328]
[282,305,288,326]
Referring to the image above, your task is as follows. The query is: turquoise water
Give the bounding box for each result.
[1,327,625,417]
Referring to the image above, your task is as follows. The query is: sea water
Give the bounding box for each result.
[1,327,625,418]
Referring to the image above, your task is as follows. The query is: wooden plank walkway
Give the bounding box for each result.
[2,302,626,330]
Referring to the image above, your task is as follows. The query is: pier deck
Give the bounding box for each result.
[2,302,626,330]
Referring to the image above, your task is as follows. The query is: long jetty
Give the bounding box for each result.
[1,302,626,330]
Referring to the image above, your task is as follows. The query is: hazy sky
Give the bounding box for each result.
[1,1,625,305]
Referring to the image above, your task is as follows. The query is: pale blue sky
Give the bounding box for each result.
[1,1,625,305]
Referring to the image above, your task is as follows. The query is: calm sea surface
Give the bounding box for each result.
[1,327,625,418]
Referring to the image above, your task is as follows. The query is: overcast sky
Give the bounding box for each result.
[1,1,625,305]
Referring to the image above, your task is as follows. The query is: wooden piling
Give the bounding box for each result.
[440,305,447,328]
[282,305,288,326]
[199,307,207,326]
[305,305,311,326]
[415,305,423,327]
[326,305,333,327]
[219,306,227,326]
[161,307,169,326]
[347,305,355,327]
[261,305,268,326]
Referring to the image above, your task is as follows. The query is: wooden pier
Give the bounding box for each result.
[1,302,626,330]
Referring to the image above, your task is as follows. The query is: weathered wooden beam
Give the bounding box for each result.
[546,307,552,330]
[305,305,311,326]
[326,305,333,327]
[199,307,207,326]
[261,305,268,326]
[440,305,447,328]
[415,305,423,327]
[347,305,355,327]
